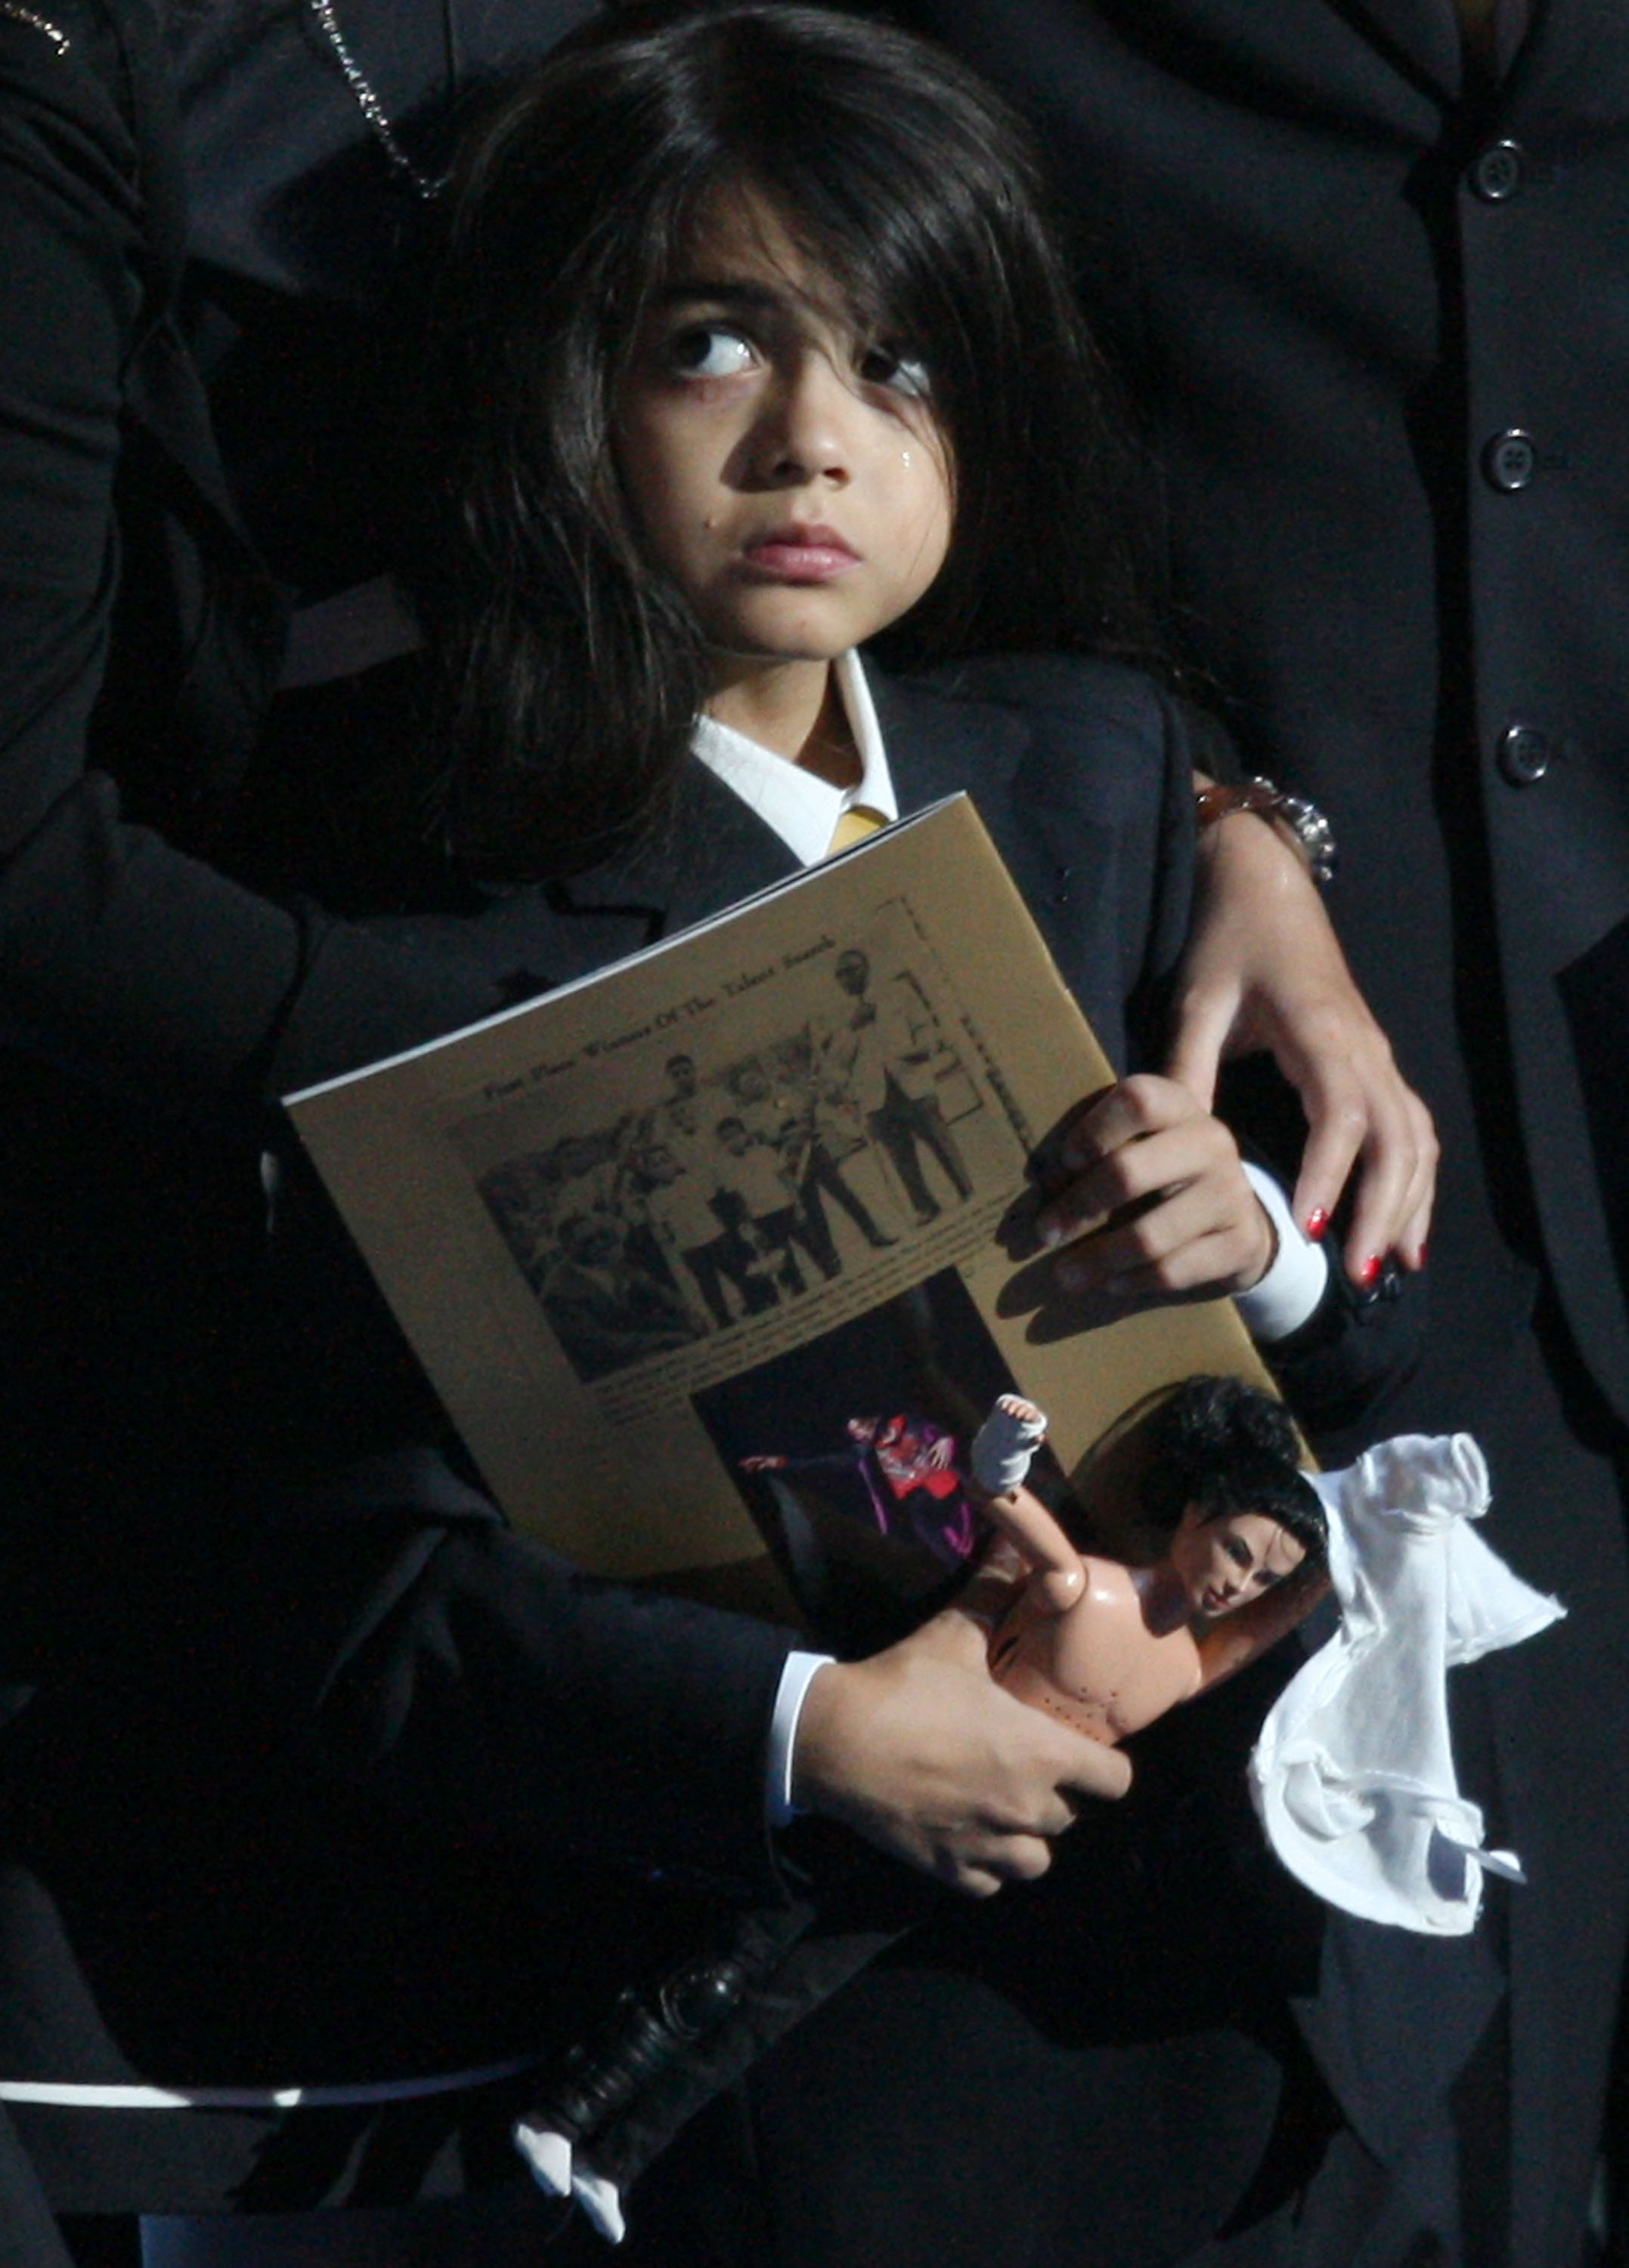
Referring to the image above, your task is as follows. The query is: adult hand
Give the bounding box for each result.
[1033,1074,1276,1309]
[1166,801,1437,1280]
[791,1604,1130,1898]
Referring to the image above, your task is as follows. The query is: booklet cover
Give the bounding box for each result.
[286,797,1271,1636]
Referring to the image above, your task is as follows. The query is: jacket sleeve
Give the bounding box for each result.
[0,11,801,1897]
[157,1477,800,1899]
[0,11,507,1117]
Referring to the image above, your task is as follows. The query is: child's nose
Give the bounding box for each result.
[752,357,855,487]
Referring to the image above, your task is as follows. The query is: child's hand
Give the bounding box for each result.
[791,1604,1131,1898]
[1034,1074,1275,1307]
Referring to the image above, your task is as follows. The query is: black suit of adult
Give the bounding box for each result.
[825,5,1629,2263]
[0,0,790,2229]
[0,7,1335,2248]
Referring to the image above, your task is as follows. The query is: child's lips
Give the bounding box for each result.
[739,525,859,581]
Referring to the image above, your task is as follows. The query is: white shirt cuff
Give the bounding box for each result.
[766,1650,836,1828]
[1235,1163,1329,1342]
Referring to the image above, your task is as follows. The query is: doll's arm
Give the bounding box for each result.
[967,1402,1085,1615]
[974,1481,1086,1615]
[1191,1560,1331,1693]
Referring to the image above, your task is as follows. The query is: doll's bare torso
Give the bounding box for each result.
[987,1555,1203,1744]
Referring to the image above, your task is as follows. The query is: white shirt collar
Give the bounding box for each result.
[690,651,898,866]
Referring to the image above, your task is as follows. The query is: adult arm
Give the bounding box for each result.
[0,11,501,1119]
[1166,785,1439,1280]
[952,662,1430,1315]
[1033,795,1438,1296]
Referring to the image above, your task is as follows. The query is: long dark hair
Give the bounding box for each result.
[414,2,1151,877]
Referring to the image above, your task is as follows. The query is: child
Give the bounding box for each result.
[0,2,1425,2257]
[414,0,1361,1337]
[407,6,1428,2255]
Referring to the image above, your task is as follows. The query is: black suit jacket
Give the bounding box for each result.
[0,1,796,2152]
[848,6,1629,2262]
[875,0,1629,1427]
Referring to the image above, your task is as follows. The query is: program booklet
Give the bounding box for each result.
[286,797,1274,1641]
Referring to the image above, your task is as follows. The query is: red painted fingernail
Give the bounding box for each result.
[1418,1243,1429,1268]
[1305,1207,1330,1242]
[1358,1254,1382,1289]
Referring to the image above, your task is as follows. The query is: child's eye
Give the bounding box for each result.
[857,345,931,399]
[667,323,758,380]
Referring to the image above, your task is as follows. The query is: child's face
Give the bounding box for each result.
[614,187,952,679]
[1168,1503,1307,1620]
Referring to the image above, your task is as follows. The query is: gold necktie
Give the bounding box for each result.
[825,804,887,857]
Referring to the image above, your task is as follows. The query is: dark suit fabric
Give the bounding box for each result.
[0,0,794,2226]
[822,5,1629,2264]
[0,4,1326,2245]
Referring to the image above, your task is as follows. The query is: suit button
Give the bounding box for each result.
[1497,723,1551,785]
[1482,429,1536,491]
[1470,140,1524,200]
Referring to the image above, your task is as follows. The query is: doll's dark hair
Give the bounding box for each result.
[415,0,1151,876]
[1137,1377,1326,1560]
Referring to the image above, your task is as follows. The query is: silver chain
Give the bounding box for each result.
[0,4,71,53]
[307,0,449,202]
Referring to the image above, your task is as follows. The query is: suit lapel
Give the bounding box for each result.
[553,665,1022,950]
[1325,0,1466,95]
[544,755,799,952]
[866,664,1030,832]
[1506,0,1629,111]
[545,662,1030,981]
[1329,0,1588,101]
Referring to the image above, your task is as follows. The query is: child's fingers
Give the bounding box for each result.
[1055,1072,1199,1176]
[1041,1086,1242,1251]
[1054,1173,1274,1302]
[1041,1075,1212,1244]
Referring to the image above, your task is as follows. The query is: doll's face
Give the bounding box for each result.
[614,185,953,677]
[1168,1503,1306,1619]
